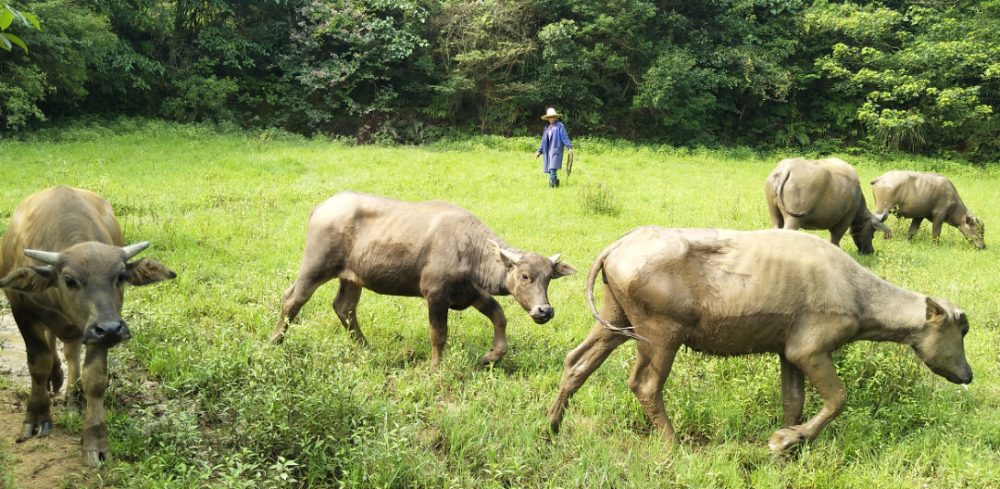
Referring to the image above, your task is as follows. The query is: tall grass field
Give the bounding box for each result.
[1,121,999,487]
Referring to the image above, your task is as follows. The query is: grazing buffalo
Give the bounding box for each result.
[766,157,890,254]
[871,171,985,249]
[271,191,577,369]
[0,186,176,467]
[547,227,972,451]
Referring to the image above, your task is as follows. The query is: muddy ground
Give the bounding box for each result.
[1,298,98,488]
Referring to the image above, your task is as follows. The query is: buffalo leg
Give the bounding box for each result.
[64,340,84,410]
[906,218,924,241]
[426,297,451,370]
[332,279,367,345]
[781,218,801,232]
[931,218,944,245]
[547,323,629,435]
[766,193,784,229]
[271,266,335,344]
[473,295,508,365]
[46,331,64,395]
[827,212,854,247]
[81,346,110,467]
[627,325,681,442]
[547,289,631,435]
[779,354,805,427]
[768,350,846,451]
[17,320,53,442]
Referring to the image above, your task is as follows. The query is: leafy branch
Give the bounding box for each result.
[1,4,41,53]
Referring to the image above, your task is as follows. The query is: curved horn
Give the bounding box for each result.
[489,240,522,265]
[548,253,561,264]
[23,249,60,266]
[122,241,150,260]
[873,218,891,234]
[874,202,889,223]
[499,247,522,264]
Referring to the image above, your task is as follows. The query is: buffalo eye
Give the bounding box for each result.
[64,276,79,289]
[521,273,529,281]
[117,271,128,285]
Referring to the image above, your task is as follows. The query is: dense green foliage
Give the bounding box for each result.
[1,123,999,486]
[0,0,1000,154]
[2,0,999,157]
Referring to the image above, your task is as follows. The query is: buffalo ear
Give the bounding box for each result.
[126,258,177,286]
[489,240,521,269]
[0,266,57,293]
[926,297,947,324]
[552,261,577,279]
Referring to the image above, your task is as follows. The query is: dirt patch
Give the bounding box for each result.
[0,298,29,385]
[1,298,100,488]
[1,391,98,488]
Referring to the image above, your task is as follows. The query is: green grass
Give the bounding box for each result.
[1,120,1000,487]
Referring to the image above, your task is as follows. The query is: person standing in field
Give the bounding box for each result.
[535,107,573,188]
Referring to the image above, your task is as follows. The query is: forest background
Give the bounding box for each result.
[1,0,999,160]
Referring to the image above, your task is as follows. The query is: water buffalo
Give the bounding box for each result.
[547,227,972,450]
[871,171,985,249]
[271,190,577,369]
[0,186,176,467]
[766,157,890,254]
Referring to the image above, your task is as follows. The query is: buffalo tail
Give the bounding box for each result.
[586,241,649,343]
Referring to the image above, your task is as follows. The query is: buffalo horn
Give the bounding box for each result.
[23,249,60,265]
[548,253,561,264]
[498,247,522,264]
[122,241,151,260]
[874,202,889,223]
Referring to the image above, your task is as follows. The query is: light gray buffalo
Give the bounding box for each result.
[547,227,972,451]
[871,170,985,249]
[0,186,176,466]
[766,157,890,254]
[271,191,577,369]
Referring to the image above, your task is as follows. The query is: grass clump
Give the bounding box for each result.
[582,182,620,216]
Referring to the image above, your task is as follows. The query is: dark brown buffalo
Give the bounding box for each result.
[0,186,176,467]
[766,157,890,254]
[271,191,577,369]
[871,170,985,249]
[547,227,972,450]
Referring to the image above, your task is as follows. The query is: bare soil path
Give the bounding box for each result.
[1,298,99,488]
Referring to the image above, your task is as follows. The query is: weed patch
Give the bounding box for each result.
[581,182,620,216]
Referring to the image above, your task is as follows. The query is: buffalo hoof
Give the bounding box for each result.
[547,422,561,438]
[270,332,285,345]
[767,427,806,451]
[476,356,502,369]
[16,421,52,442]
[477,347,507,367]
[84,450,109,468]
[84,435,112,467]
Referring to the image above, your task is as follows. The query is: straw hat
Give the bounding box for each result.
[540,107,562,120]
